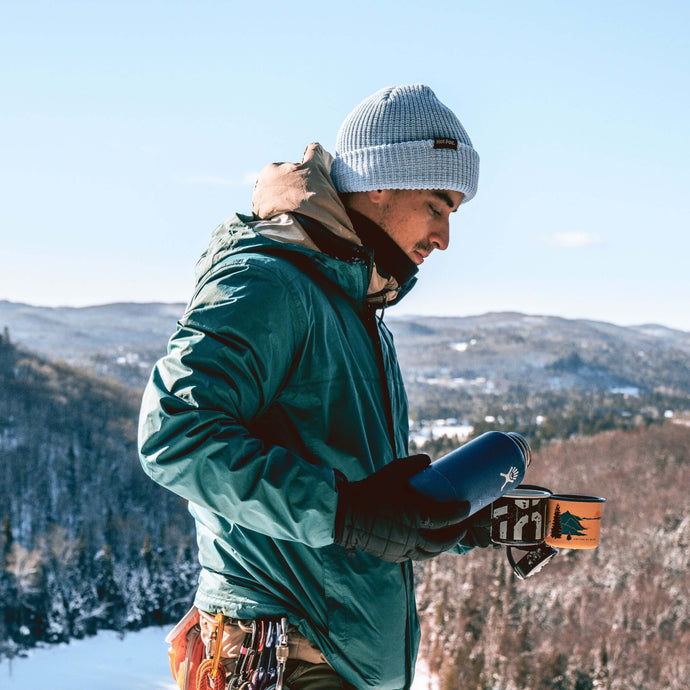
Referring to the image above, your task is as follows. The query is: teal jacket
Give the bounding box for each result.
[139,145,465,688]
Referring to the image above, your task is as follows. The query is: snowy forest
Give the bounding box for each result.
[0,332,198,657]
[1,328,688,689]
[416,424,689,689]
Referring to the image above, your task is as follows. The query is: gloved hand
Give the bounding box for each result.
[454,504,493,551]
[333,454,471,562]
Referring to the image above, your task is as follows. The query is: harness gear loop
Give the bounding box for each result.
[196,612,226,690]
[229,621,257,689]
[274,616,290,690]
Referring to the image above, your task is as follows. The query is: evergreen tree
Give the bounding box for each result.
[594,643,611,689]
[44,569,69,643]
[0,513,13,646]
[124,565,147,630]
[1,513,12,558]
[513,621,535,688]
[0,521,15,655]
[93,543,125,632]
[573,667,595,690]
[550,503,563,539]
[67,532,98,639]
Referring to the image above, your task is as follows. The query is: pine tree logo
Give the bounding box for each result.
[550,503,563,539]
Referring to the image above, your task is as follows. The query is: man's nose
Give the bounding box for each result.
[430,222,450,251]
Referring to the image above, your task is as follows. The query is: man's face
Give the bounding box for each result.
[373,189,464,265]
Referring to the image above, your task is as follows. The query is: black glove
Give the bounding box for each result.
[333,454,471,562]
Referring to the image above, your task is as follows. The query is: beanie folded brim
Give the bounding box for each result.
[331,139,479,203]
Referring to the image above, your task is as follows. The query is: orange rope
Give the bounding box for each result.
[196,659,226,690]
[196,612,226,690]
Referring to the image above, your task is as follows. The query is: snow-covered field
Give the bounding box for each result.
[0,627,437,689]
[0,628,177,689]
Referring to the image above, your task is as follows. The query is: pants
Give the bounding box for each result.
[277,659,355,689]
[199,610,356,690]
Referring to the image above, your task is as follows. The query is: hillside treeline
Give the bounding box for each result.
[0,336,198,659]
[416,423,689,690]
[408,382,681,453]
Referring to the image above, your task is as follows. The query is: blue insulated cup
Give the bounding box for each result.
[409,431,531,516]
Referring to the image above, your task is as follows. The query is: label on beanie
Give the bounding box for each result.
[433,137,458,150]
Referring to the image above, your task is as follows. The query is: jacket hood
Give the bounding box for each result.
[252,143,358,244]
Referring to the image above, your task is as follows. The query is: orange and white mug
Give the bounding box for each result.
[545,494,606,549]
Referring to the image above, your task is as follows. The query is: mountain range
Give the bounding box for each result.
[1,301,688,398]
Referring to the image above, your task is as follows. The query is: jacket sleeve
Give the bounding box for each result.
[137,258,338,548]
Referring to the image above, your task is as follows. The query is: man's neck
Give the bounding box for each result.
[345,208,418,286]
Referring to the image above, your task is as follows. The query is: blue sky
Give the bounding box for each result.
[2,0,689,331]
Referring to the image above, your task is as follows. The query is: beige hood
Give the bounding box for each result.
[250,143,402,304]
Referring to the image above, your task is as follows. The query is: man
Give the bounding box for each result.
[139,84,486,690]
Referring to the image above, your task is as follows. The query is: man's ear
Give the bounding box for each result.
[341,190,390,223]
[366,189,389,206]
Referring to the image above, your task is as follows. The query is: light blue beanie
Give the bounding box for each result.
[331,84,479,203]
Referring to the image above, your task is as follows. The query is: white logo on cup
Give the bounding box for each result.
[499,466,519,490]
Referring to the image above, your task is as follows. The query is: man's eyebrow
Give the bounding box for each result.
[432,190,460,212]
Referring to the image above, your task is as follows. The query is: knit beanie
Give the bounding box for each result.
[330,84,479,203]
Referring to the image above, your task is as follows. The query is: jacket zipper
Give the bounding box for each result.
[362,305,398,457]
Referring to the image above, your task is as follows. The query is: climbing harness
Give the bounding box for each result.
[166,607,291,690]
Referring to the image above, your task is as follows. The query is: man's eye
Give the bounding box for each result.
[429,205,441,217]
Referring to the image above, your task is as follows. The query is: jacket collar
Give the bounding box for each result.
[344,208,418,288]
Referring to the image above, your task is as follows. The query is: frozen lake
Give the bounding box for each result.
[0,627,177,689]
